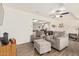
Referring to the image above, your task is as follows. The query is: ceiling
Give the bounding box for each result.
[3,3,79,19]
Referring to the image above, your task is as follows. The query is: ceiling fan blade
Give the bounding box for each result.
[61,12,69,15]
[70,12,79,20]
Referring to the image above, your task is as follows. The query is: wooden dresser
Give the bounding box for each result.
[0,40,16,56]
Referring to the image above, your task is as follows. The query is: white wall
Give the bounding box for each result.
[0,6,48,45]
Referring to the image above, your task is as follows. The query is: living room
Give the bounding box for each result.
[0,3,79,56]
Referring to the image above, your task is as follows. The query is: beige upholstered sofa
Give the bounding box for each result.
[32,30,69,53]
[45,31,69,50]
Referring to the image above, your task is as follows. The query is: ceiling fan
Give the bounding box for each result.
[49,3,79,20]
[49,7,70,18]
[49,8,79,20]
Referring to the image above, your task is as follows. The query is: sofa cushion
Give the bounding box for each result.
[36,30,45,37]
[53,31,65,38]
[34,39,51,47]
[45,35,53,41]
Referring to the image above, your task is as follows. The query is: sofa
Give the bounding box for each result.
[45,31,69,51]
[31,30,69,51]
[31,30,45,42]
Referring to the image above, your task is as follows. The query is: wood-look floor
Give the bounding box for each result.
[17,40,79,56]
